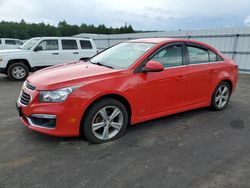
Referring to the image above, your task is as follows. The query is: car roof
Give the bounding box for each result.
[128,37,209,45]
[129,38,181,44]
[29,37,92,41]
[0,38,22,40]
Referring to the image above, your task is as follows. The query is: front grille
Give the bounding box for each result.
[20,91,31,106]
[26,82,36,91]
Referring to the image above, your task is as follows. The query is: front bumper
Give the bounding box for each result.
[16,87,84,137]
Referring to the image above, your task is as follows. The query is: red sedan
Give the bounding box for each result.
[16,38,238,143]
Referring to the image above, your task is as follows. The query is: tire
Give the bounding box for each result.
[7,62,29,81]
[211,81,231,111]
[82,98,128,144]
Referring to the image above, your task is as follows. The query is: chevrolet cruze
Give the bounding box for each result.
[16,38,238,143]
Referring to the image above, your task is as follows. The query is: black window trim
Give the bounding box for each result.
[134,42,187,73]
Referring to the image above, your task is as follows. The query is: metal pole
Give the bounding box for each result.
[232,34,239,60]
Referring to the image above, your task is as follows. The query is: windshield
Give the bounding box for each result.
[90,42,155,69]
[20,38,40,50]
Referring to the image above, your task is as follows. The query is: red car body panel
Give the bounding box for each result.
[17,38,238,136]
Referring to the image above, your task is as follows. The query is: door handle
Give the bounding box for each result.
[176,75,186,81]
[52,53,59,55]
[73,52,79,54]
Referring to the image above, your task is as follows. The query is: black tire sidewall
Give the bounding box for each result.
[211,81,231,111]
[83,98,128,144]
[7,62,29,81]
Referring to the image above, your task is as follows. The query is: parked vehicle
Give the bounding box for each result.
[16,38,238,143]
[0,38,23,50]
[0,37,97,80]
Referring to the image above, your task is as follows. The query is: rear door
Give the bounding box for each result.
[185,43,214,105]
[138,43,188,116]
[60,39,80,63]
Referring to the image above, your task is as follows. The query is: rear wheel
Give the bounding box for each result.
[82,98,128,144]
[211,81,231,111]
[7,62,29,81]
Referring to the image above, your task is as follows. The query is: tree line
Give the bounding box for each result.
[0,20,135,39]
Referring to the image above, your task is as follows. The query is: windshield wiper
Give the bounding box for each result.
[90,61,114,69]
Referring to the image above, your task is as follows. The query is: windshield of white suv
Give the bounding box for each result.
[90,42,155,69]
[20,38,40,50]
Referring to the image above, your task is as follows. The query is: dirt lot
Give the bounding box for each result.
[0,74,250,188]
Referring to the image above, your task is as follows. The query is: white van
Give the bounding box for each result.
[0,38,23,50]
[0,37,97,80]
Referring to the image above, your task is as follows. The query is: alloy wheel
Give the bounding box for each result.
[91,106,123,140]
[215,84,230,108]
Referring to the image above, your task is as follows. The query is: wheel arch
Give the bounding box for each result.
[79,93,132,135]
[7,59,31,72]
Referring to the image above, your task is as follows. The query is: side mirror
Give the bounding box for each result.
[34,46,43,51]
[142,60,164,72]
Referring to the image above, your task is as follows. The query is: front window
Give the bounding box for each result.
[151,45,183,67]
[20,38,40,50]
[90,42,154,69]
[36,40,59,51]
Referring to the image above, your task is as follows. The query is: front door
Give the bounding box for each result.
[138,43,188,116]
[31,39,61,67]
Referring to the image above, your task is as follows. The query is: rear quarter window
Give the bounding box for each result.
[80,40,93,49]
[209,50,223,62]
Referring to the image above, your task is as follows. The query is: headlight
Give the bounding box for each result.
[39,87,76,102]
[0,58,3,63]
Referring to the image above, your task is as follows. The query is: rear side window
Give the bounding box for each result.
[5,40,16,45]
[37,40,59,50]
[62,40,78,50]
[187,46,209,64]
[151,45,183,67]
[80,40,93,49]
[5,40,23,45]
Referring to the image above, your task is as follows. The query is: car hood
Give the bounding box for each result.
[27,62,124,90]
[0,49,26,55]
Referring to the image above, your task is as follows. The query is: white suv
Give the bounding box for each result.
[0,38,23,50]
[0,37,97,80]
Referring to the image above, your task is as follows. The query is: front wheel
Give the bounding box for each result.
[211,81,231,111]
[82,98,128,144]
[7,62,29,81]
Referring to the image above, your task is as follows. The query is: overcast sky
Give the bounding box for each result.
[1,0,250,31]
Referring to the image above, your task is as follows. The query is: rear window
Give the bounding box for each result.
[80,40,93,49]
[62,40,78,50]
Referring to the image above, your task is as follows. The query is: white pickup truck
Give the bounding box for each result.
[0,37,97,80]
